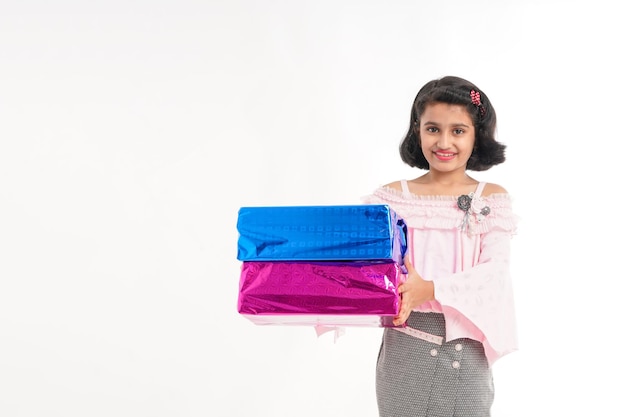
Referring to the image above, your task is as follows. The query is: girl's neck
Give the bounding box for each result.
[418,170,475,186]
[408,170,478,196]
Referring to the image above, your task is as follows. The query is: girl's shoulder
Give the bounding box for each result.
[381,180,404,192]
[481,182,508,197]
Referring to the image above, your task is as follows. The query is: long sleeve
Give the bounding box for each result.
[434,227,517,366]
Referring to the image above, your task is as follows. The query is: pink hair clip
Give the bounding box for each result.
[470,90,481,106]
[470,90,486,116]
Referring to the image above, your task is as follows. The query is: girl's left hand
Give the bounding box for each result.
[393,256,435,326]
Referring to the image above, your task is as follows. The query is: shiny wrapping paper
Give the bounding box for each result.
[236,205,407,263]
[238,261,404,327]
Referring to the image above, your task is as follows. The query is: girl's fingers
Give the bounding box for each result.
[393,309,410,326]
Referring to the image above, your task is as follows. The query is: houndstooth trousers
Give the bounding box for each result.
[376,312,494,417]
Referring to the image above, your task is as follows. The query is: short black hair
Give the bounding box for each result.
[399,75,506,171]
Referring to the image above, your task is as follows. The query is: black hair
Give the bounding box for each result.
[399,75,506,171]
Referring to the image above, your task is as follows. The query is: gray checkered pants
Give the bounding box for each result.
[376,312,494,417]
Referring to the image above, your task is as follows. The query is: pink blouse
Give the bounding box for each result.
[362,180,519,366]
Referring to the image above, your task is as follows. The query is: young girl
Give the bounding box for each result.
[363,76,518,417]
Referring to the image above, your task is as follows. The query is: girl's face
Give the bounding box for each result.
[419,102,476,174]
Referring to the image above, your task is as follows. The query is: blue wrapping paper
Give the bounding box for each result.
[236,205,407,263]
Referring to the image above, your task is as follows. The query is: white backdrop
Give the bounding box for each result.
[1,1,624,416]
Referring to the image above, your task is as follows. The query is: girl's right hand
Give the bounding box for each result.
[393,256,435,326]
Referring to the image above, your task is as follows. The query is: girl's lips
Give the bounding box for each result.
[434,151,456,161]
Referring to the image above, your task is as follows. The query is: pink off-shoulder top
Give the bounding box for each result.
[362,180,519,366]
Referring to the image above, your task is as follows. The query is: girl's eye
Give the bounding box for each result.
[427,127,438,133]
[453,128,465,135]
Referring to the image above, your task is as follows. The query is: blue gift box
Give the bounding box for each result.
[236,205,407,263]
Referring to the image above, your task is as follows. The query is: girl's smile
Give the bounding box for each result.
[433,151,456,161]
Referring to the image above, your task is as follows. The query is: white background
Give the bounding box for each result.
[1,1,624,416]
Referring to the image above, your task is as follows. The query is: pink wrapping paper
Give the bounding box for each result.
[238,261,404,327]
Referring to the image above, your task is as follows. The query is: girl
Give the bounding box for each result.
[363,76,518,417]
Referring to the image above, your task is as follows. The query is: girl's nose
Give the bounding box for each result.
[437,132,452,148]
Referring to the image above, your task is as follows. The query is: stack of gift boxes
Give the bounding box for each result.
[236,204,408,328]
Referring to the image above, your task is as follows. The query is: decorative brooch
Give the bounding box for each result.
[457,192,490,232]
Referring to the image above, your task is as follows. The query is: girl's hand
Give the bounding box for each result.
[393,256,435,326]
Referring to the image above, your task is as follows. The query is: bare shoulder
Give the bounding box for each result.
[382,180,403,192]
[482,182,509,196]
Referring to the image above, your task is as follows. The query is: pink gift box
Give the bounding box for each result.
[238,261,404,327]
